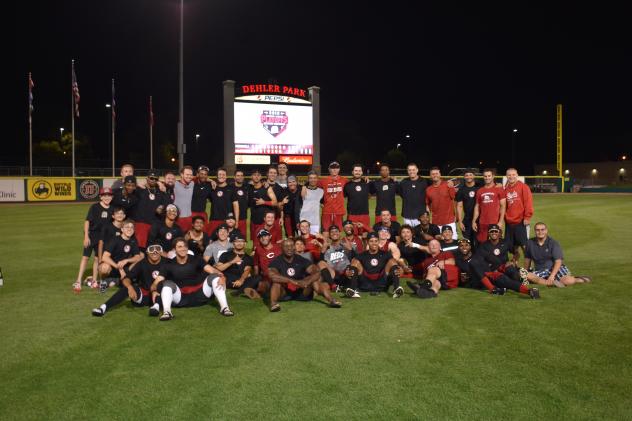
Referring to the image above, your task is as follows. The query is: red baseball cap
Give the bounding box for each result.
[99,187,113,196]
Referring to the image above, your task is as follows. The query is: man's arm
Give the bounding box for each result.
[472,203,480,231]
[300,264,323,287]
[456,201,465,232]
[548,259,563,283]
[101,251,118,269]
[233,201,240,225]
[268,267,299,285]
[214,254,241,272]
[83,220,91,248]
[498,197,507,228]
[523,184,534,225]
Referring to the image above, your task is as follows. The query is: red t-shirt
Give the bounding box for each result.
[425,182,456,225]
[303,234,323,261]
[475,186,506,224]
[318,176,348,215]
[253,243,282,278]
[504,181,534,224]
[421,251,459,289]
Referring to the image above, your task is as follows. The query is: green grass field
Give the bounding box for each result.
[1,194,631,420]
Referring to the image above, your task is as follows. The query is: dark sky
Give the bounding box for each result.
[10,1,632,173]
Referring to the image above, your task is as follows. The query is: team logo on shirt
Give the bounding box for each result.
[217,191,224,197]
[237,189,244,196]
[481,192,496,204]
[101,211,108,218]
[124,245,131,253]
[266,252,276,259]
[287,268,296,276]
[166,232,173,240]
[149,193,155,200]
[469,191,476,198]
[355,185,362,192]
[261,110,288,137]
[493,248,500,255]
[382,185,389,191]
[152,270,159,279]
[370,258,378,266]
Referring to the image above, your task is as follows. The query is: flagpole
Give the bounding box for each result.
[149,96,154,169]
[111,78,115,177]
[28,73,33,176]
[177,0,184,170]
[71,60,76,177]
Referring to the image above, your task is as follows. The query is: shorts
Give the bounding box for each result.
[358,274,388,292]
[347,214,370,232]
[505,222,529,249]
[321,214,344,232]
[135,222,152,248]
[82,236,99,257]
[177,216,193,233]
[533,265,571,282]
[281,287,313,301]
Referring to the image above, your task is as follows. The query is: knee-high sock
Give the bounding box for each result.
[103,287,129,310]
[388,267,400,289]
[161,287,173,313]
[210,276,229,310]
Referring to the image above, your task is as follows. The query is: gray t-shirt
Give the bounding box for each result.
[525,236,564,271]
[203,240,233,265]
[324,243,354,273]
[174,181,194,217]
[300,187,324,227]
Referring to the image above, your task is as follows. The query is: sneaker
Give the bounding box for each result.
[148,305,160,317]
[529,288,540,299]
[392,286,404,298]
[519,268,529,286]
[418,288,437,299]
[419,279,433,290]
[159,311,174,321]
[220,307,235,317]
[83,276,94,286]
[334,285,344,294]
[73,282,82,293]
[345,288,361,298]
[99,280,108,293]
[91,307,105,317]
[329,300,342,308]
[490,287,506,295]
[406,281,420,295]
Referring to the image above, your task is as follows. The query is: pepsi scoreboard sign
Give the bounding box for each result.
[234,84,313,160]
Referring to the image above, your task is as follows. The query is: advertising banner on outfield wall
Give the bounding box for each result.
[0,179,26,202]
[76,178,102,201]
[27,178,76,201]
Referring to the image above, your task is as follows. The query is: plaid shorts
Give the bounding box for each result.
[533,264,571,281]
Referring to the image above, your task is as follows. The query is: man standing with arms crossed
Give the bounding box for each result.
[472,169,506,244]
[456,170,479,246]
[370,164,398,224]
[398,163,428,227]
[426,167,457,239]
[504,168,534,258]
[318,161,348,231]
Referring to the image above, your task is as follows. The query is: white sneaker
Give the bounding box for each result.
[159,311,174,321]
[345,288,361,298]
[392,286,404,298]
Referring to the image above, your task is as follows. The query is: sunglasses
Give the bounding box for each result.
[147,245,163,253]
[148,177,159,181]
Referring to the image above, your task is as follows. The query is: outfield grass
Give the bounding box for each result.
[0,195,631,420]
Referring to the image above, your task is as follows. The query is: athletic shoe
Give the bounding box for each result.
[418,288,437,299]
[159,311,174,321]
[419,279,433,290]
[83,276,94,286]
[220,307,235,317]
[73,282,82,294]
[519,268,529,286]
[345,288,361,298]
[91,307,105,317]
[99,280,108,293]
[329,300,342,308]
[529,288,540,299]
[392,286,404,298]
[406,281,420,295]
[148,305,160,317]
[490,287,506,295]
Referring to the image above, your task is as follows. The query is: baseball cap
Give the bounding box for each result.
[99,187,113,196]
[366,232,378,240]
[124,175,137,184]
[377,225,390,232]
[232,232,246,241]
[457,238,471,244]
[225,212,236,221]
[418,211,430,218]
[217,223,229,231]
[328,224,340,232]
[488,224,501,232]
[328,161,340,168]
[147,169,159,178]
[342,219,354,227]
[197,165,210,173]
[166,204,178,213]
[441,225,453,233]
[257,229,271,238]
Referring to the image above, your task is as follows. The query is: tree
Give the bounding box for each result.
[385,148,407,169]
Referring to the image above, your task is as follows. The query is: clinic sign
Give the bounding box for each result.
[0,179,25,202]
[27,178,76,201]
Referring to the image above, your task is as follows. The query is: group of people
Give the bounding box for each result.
[75,162,592,320]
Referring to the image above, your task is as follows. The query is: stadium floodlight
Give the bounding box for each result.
[513,128,518,133]
[564,169,570,175]
[623,155,627,160]
[591,169,598,174]
[542,170,548,175]
[405,134,411,138]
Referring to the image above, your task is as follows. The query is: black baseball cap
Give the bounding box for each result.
[217,223,229,231]
[366,232,378,240]
[147,169,159,178]
[225,212,236,221]
[232,232,246,241]
[418,211,430,218]
[342,220,354,227]
[441,225,453,233]
[328,161,340,168]
[124,175,137,184]
[257,229,271,238]
[488,224,501,232]
[457,238,471,244]
[328,225,340,232]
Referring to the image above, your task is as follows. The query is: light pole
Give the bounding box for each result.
[177,0,185,170]
[511,129,518,168]
[60,127,64,142]
[106,104,111,172]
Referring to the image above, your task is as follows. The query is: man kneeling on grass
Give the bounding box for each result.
[92,242,165,316]
[150,238,234,321]
[268,239,342,312]
[523,222,592,288]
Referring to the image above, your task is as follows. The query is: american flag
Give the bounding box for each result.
[72,61,80,117]
[28,72,34,117]
[111,79,116,122]
[149,96,154,126]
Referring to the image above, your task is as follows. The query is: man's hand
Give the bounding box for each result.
[472,221,478,232]
[281,197,289,205]
[210,180,217,189]
[458,221,465,232]
[216,275,226,289]
[127,286,138,302]
[546,275,555,286]
[232,279,244,288]
[523,219,530,226]
[497,220,505,231]
[447,179,455,188]
[151,290,160,303]
[83,237,91,248]
[117,260,127,269]
[255,198,266,206]
[437,260,445,270]
[232,255,242,265]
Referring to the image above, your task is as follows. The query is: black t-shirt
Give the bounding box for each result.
[373,221,401,240]
[101,222,122,245]
[149,221,184,251]
[357,250,392,275]
[398,243,427,267]
[86,202,112,239]
[477,239,511,270]
[344,180,370,215]
[210,184,236,221]
[232,183,250,220]
[165,186,175,204]
[413,224,440,245]
[454,253,487,288]
[104,235,140,262]
[159,255,208,287]
[271,183,288,217]
[218,250,254,281]
[135,188,169,224]
[125,257,167,290]
[268,254,312,280]
[440,240,459,254]
[398,177,428,219]
[191,181,212,213]
[250,184,273,224]
[455,184,480,219]
[283,188,300,217]
[112,190,138,219]
[370,179,398,216]
[187,232,210,256]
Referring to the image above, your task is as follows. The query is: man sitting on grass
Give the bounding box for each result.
[268,239,342,312]
[215,232,262,300]
[351,232,404,298]
[407,239,458,299]
[523,222,592,287]
[98,219,143,288]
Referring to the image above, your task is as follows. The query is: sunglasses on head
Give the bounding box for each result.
[147,245,163,254]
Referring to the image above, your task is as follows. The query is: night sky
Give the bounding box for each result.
[10,1,632,173]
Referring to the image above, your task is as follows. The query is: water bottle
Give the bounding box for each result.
[0,267,4,286]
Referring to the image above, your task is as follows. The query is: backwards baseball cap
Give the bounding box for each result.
[232,232,246,241]
[488,224,501,233]
[342,219,354,227]
[124,175,137,184]
[328,161,340,168]
[99,187,113,196]
[441,225,453,232]
[257,229,271,238]
[225,212,236,221]
[366,232,378,240]
[418,211,430,218]
[328,224,340,232]
[377,225,390,232]
[147,169,159,178]
[166,204,179,213]
[217,223,229,231]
